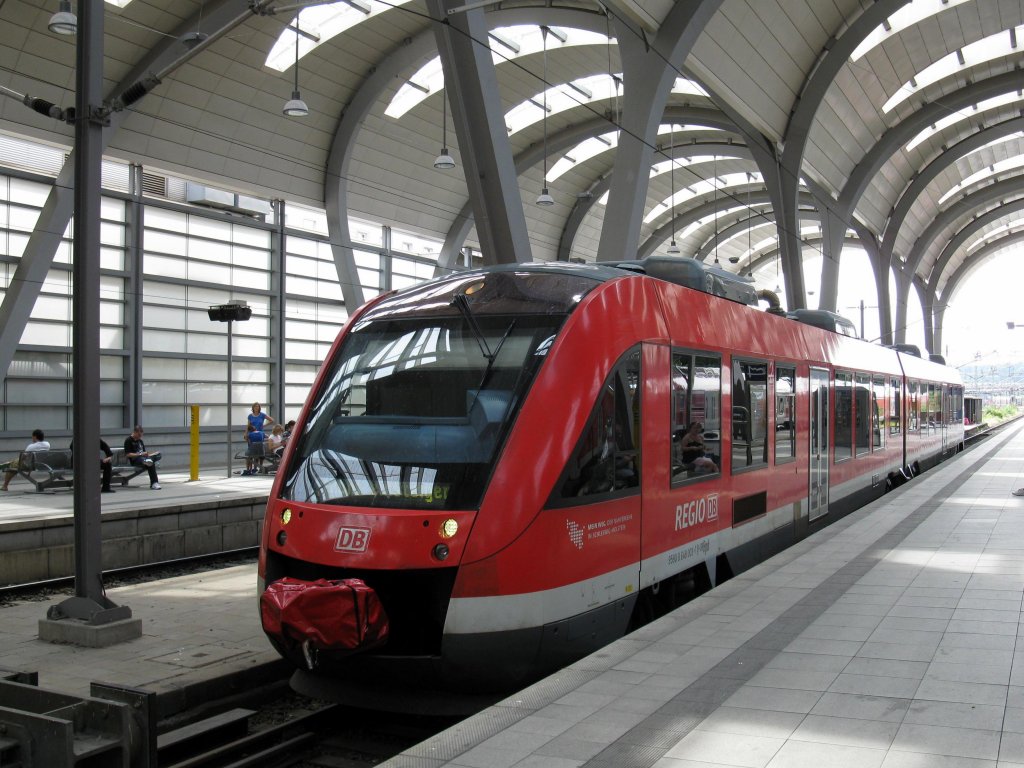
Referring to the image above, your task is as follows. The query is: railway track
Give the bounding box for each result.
[159,684,457,768]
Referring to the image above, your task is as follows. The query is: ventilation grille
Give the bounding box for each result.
[141,172,167,198]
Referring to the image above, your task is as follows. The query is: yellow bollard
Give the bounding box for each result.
[190,404,200,481]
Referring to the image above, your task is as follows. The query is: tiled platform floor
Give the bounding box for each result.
[383,421,1024,768]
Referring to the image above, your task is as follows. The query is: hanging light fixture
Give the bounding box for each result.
[667,127,680,254]
[536,26,554,206]
[282,16,309,117]
[48,0,77,35]
[434,91,455,169]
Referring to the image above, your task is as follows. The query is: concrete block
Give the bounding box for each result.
[142,531,185,563]
[137,512,180,534]
[0,548,53,584]
[179,509,219,529]
[183,525,221,557]
[47,545,75,579]
[222,521,258,551]
[99,517,140,540]
[38,616,143,647]
[41,524,75,548]
[216,505,254,524]
[102,537,143,570]
[0,528,44,554]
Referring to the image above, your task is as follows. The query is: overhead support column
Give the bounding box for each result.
[816,196,846,311]
[774,0,905,314]
[851,221,893,345]
[426,0,532,264]
[596,1,722,263]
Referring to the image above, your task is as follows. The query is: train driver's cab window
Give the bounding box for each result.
[670,351,721,484]
[732,359,769,472]
[873,375,885,450]
[855,373,870,457]
[552,346,641,504]
[835,372,853,462]
[775,365,796,463]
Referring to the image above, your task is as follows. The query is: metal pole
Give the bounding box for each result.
[860,299,865,340]
[72,0,105,604]
[46,0,133,627]
[190,404,200,481]
[227,318,233,479]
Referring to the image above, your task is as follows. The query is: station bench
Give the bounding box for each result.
[16,448,149,492]
[233,444,282,474]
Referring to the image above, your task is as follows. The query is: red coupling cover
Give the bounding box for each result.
[260,577,389,652]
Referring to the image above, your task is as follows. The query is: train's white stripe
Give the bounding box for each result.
[444,479,885,635]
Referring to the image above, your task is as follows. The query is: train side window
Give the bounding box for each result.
[551,346,641,504]
[927,383,937,432]
[834,371,853,462]
[775,365,796,464]
[953,385,963,424]
[908,381,919,432]
[890,377,902,434]
[873,375,886,450]
[670,350,721,485]
[732,359,768,473]
[854,373,870,457]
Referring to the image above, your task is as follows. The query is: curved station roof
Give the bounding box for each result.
[2,0,1022,355]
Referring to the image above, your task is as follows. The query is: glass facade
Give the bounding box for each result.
[0,151,443,439]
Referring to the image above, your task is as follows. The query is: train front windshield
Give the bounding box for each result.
[282,270,598,510]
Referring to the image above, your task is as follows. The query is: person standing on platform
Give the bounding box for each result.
[1,429,50,491]
[248,402,274,434]
[124,425,161,490]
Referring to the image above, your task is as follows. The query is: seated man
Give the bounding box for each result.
[1,429,50,491]
[71,439,117,493]
[124,425,161,490]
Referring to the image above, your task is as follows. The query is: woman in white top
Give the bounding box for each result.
[1,429,50,491]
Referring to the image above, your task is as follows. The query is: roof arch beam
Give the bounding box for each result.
[434,106,747,271]
[880,115,1024,272]
[637,191,818,259]
[931,231,1024,354]
[775,0,907,319]
[926,195,1024,292]
[595,0,724,262]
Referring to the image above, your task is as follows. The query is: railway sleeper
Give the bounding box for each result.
[156,707,254,765]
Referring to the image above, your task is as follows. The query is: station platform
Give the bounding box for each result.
[381,421,1024,768]
[0,467,280,719]
[0,467,273,585]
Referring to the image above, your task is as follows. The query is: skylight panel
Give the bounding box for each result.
[883,24,1024,113]
[906,92,1024,151]
[384,26,612,118]
[266,0,415,72]
[506,73,619,135]
[644,173,763,224]
[937,154,1024,205]
[679,206,747,239]
[851,0,972,62]
[547,131,618,182]
[966,221,1023,253]
[649,154,744,180]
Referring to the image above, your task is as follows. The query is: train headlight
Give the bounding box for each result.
[432,543,450,561]
[280,508,292,525]
[440,518,458,538]
[276,530,287,546]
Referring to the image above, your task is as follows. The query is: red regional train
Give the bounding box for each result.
[258,256,964,697]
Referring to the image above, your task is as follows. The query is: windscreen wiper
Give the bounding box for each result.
[451,293,495,362]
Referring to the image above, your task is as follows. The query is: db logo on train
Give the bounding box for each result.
[335,526,371,552]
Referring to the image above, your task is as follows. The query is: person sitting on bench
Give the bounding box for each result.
[124,424,161,490]
[1,429,50,491]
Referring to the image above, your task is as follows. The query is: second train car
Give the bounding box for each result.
[258,256,964,694]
